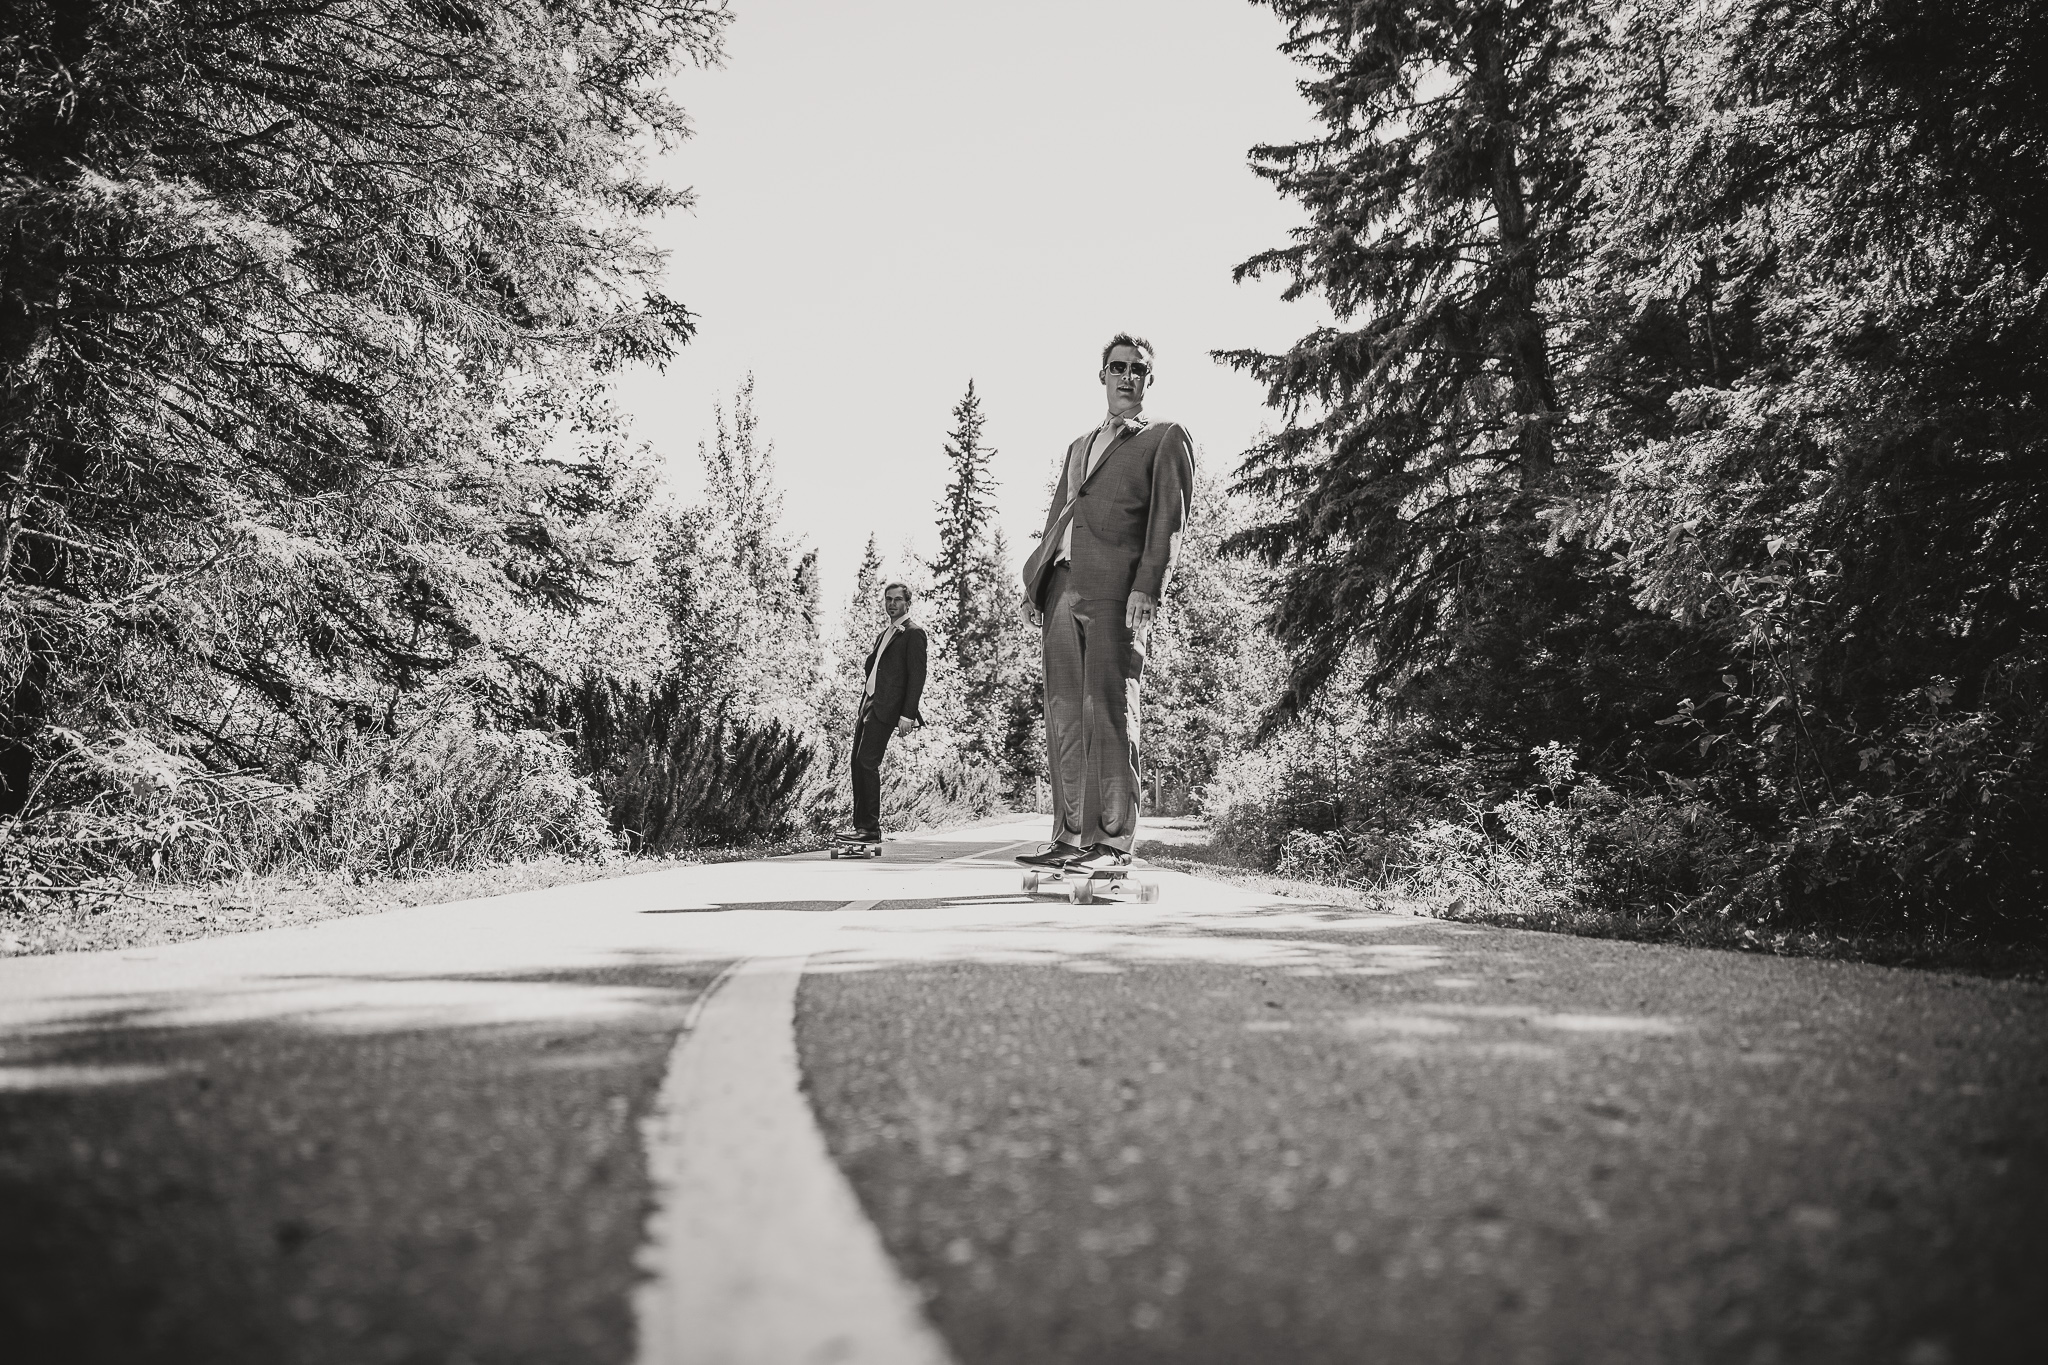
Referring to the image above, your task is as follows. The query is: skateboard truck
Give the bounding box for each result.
[829,835,883,860]
[1021,865,1160,904]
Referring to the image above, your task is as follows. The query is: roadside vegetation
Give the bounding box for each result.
[1186,0,2048,967]
[6,1,2040,970]
[0,2,1026,951]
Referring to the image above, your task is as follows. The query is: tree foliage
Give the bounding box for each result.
[659,376,821,731]
[1234,0,2048,935]
[0,0,729,819]
[1221,0,1596,733]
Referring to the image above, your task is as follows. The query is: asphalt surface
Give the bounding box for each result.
[2,963,717,1365]
[2,817,2044,1363]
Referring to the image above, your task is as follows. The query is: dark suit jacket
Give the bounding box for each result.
[859,622,926,725]
[1021,418,1195,610]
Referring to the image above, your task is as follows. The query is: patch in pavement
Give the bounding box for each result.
[0,962,728,1365]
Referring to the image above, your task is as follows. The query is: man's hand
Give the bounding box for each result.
[895,717,915,738]
[1022,589,1043,628]
[1126,590,1158,633]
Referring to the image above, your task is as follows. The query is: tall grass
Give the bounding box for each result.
[1,712,615,908]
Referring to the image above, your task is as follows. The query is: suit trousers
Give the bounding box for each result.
[849,701,894,835]
[1041,563,1145,852]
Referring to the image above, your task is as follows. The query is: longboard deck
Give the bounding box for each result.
[829,838,883,859]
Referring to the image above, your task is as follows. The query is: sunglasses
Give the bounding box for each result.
[1105,360,1151,377]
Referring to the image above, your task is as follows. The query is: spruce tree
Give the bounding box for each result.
[817,533,886,771]
[931,382,995,670]
[986,526,1044,795]
[928,382,1006,764]
[662,378,817,728]
[1221,0,1601,748]
[0,0,728,811]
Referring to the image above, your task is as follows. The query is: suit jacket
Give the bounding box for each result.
[860,622,926,725]
[1021,418,1195,610]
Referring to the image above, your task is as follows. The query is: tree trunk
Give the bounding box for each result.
[1473,13,1560,497]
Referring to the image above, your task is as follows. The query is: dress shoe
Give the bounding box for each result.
[1066,844,1133,872]
[1016,841,1086,868]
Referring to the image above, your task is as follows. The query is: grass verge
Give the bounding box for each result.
[1136,837,2048,982]
[0,834,825,959]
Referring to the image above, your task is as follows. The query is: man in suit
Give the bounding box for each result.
[1017,333,1194,874]
[840,580,926,843]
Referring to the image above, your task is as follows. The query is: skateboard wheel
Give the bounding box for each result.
[1069,880,1093,905]
[1022,871,1040,892]
[1135,881,1160,904]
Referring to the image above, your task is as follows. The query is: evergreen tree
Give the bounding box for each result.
[1552,0,2048,925]
[662,380,818,731]
[820,533,887,761]
[930,382,996,668]
[0,0,728,811]
[983,527,1043,796]
[928,381,1009,766]
[1221,0,1607,751]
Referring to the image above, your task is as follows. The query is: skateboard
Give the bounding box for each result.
[829,835,883,860]
[1020,864,1160,904]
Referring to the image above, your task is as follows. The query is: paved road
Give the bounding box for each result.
[1,818,2042,1364]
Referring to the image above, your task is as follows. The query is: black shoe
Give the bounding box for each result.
[1067,844,1132,873]
[835,828,881,844]
[1017,841,1086,868]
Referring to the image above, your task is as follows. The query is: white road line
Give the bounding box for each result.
[633,955,957,1365]
[837,900,882,913]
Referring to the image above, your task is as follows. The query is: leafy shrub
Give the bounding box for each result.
[1,711,614,906]
[1747,668,2047,936]
[1201,714,1491,872]
[302,718,615,875]
[882,724,1005,830]
[1210,734,1766,930]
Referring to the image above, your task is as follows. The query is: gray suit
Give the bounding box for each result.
[1021,418,1195,851]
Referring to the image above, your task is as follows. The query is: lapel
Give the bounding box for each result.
[867,618,914,672]
[1075,417,1148,500]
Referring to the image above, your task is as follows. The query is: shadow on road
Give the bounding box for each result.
[0,963,727,1365]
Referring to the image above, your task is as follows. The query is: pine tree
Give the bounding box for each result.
[0,0,728,811]
[662,379,817,729]
[928,381,1011,766]
[986,526,1044,795]
[816,533,886,780]
[930,382,996,668]
[1221,0,1602,747]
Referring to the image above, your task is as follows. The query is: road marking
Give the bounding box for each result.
[838,900,882,913]
[633,956,957,1365]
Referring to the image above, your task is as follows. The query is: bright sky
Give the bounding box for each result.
[611,0,1330,606]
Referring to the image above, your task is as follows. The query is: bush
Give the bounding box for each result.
[1,709,614,906]
[531,674,816,851]
[880,724,1005,832]
[1201,715,1490,872]
[802,721,1003,832]
[1207,733,1767,931]
[302,719,615,875]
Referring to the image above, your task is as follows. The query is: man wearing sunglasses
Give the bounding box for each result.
[1017,333,1195,878]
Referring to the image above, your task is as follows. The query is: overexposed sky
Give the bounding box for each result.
[613,0,1329,604]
